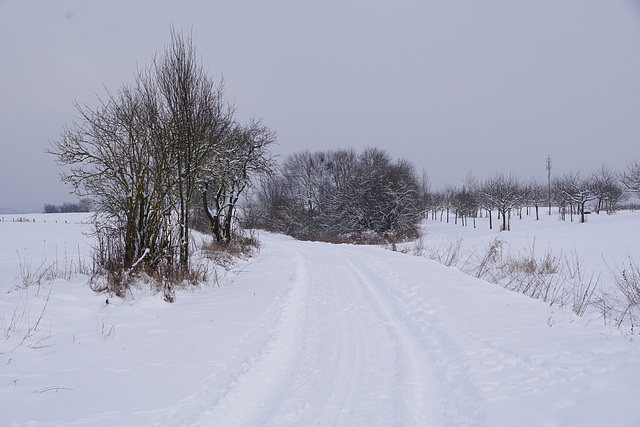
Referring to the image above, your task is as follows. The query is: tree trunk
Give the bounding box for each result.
[224,199,234,243]
[202,183,223,243]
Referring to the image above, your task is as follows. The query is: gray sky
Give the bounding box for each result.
[1,0,640,213]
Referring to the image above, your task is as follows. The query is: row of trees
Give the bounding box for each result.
[247,148,426,240]
[50,30,275,285]
[427,162,640,230]
[43,198,92,214]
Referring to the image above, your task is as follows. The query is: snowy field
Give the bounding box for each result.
[419,209,640,291]
[1,211,640,426]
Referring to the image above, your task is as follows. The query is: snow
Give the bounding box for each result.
[1,211,640,426]
[418,210,640,295]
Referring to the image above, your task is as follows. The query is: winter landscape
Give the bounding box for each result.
[2,3,640,426]
[1,209,639,426]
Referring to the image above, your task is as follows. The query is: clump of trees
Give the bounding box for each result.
[247,147,425,242]
[49,30,275,295]
[44,198,92,213]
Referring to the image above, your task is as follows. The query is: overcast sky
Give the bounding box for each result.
[1,1,640,213]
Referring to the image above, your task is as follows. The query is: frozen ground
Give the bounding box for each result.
[1,212,640,426]
[416,209,640,299]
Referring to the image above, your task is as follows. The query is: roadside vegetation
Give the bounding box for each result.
[394,214,640,330]
[49,30,274,298]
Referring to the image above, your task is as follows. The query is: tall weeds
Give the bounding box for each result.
[610,257,640,328]
[415,235,605,321]
[16,246,91,293]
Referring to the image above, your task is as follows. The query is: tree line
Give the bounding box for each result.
[44,198,92,214]
[49,30,275,290]
[248,154,640,239]
[424,162,640,230]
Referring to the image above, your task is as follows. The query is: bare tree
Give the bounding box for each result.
[452,188,476,226]
[553,171,596,223]
[348,149,421,235]
[591,164,625,214]
[154,29,234,272]
[442,184,457,224]
[461,172,479,227]
[482,172,524,231]
[202,119,276,243]
[622,160,640,200]
[476,184,495,229]
[379,157,422,233]
[527,177,547,220]
[50,79,173,273]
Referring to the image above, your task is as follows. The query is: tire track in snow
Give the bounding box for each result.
[268,243,454,425]
[311,260,372,426]
[252,243,407,425]
[202,250,309,425]
[342,257,444,425]
[166,247,310,426]
[355,254,488,426]
[259,246,374,425]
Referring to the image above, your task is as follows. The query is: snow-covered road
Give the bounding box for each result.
[177,235,482,426]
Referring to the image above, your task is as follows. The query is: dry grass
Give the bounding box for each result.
[1,285,53,352]
[202,231,260,269]
[294,228,421,247]
[409,235,605,321]
[610,257,640,328]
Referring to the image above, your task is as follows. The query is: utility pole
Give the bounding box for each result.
[546,155,552,215]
